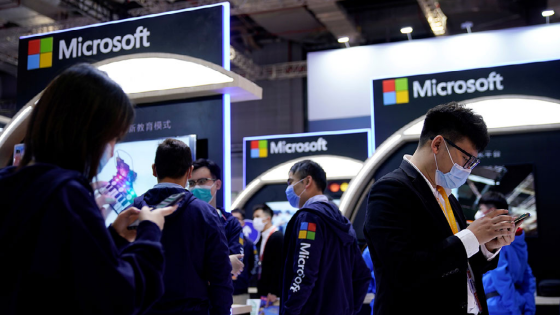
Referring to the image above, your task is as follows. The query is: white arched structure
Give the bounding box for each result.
[340,95,560,220]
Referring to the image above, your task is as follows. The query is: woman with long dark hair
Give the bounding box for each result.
[0,63,176,314]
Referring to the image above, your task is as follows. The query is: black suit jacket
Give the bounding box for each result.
[257,230,284,297]
[363,160,499,315]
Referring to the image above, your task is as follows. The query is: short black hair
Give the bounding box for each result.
[289,160,327,192]
[479,191,509,210]
[154,138,192,180]
[193,158,221,180]
[420,101,489,152]
[231,208,245,219]
[253,204,273,218]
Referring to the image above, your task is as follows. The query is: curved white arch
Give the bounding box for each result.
[231,155,364,210]
[0,53,262,167]
[340,95,560,220]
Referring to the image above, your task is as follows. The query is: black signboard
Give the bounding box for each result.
[372,59,560,147]
[17,5,225,108]
[244,129,371,186]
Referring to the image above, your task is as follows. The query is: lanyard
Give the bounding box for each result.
[259,227,277,262]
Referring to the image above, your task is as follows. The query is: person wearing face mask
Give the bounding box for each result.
[0,64,177,314]
[252,204,284,306]
[191,159,245,276]
[280,160,371,315]
[364,102,521,315]
[476,192,536,315]
[131,139,233,315]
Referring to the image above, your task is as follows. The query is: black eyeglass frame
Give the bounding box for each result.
[188,178,217,187]
[430,136,481,170]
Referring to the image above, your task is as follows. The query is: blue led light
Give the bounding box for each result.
[222,2,231,210]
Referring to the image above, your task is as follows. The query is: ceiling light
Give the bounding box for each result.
[98,57,234,94]
[337,37,350,43]
[542,10,555,17]
[400,27,413,34]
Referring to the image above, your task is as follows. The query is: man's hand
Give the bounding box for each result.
[230,254,244,276]
[92,181,116,218]
[112,207,141,242]
[265,293,278,307]
[139,205,178,231]
[485,218,523,251]
[467,209,515,245]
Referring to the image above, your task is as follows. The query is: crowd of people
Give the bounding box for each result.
[0,63,537,315]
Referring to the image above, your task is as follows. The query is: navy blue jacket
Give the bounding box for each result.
[280,199,371,315]
[0,164,165,314]
[217,208,244,255]
[233,235,258,295]
[133,187,233,315]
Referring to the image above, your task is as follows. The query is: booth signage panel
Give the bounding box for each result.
[373,59,560,147]
[244,130,370,186]
[17,5,224,108]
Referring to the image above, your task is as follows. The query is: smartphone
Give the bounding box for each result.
[127,192,185,230]
[514,213,530,225]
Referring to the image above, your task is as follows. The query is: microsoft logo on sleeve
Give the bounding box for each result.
[250,140,268,158]
[382,78,409,105]
[28,37,53,70]
[298,222,317,240]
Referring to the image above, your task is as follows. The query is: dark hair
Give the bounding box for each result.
[20,63,134,181]
[479,191,509,210]
[231,208,245,219]
[154,138,193,180]
[192,158,221,180]
[420,101,489,152]
[253,204,273,218]
[289,159,327,192]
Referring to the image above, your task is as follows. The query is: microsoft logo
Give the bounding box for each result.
[250,140,268,158]
[28,37,53,70]
[298,222,316,240]
[382,78,409,105]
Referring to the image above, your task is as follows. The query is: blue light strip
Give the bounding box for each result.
[21,2,231,39]
[222,2,231,210]
[370,81,376,150]
[243,128,372,188]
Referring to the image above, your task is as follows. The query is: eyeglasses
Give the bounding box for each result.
[188,178,216,187]
[431,136,481,170]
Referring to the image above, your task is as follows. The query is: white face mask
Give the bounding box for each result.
[253,217,265,232]
[474,210,485,220]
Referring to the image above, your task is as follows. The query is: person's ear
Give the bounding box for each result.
[431,135,443,155]
[152,164,157,178]
[304,176,312,189]
[215,179,222,190]
[186,165,194,179]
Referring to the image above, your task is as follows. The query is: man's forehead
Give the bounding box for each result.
[192,167,211,178]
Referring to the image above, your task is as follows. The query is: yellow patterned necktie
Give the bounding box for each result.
[436,186,459,234]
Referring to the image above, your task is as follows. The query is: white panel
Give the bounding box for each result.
[308,24,560,122]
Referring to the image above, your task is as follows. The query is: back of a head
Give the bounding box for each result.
[155,138,193,180]
[420,101,489,152]
[21,63,134,181]
[193,158,221,180]
[289,160,327,193]
[253,203,273,218]
[479,191,509,210]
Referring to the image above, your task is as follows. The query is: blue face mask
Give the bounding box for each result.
[434,141,471,189]
[285,178,305,208]
[191,184,215,203]
[97,144,112,174]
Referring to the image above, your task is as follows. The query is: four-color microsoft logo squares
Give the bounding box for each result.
[382,78,409,105]
[28,37,53,70]
[250,140,268,158]
[298,222,316,240]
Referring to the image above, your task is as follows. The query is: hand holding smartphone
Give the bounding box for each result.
[514,213,530,225]
[127,192,185,230]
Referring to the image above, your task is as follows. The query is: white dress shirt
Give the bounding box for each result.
[404,155,499,314]
[260,225,274,257]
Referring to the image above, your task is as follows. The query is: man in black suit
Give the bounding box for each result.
[253,204,284,306]
[364,102,521,315]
